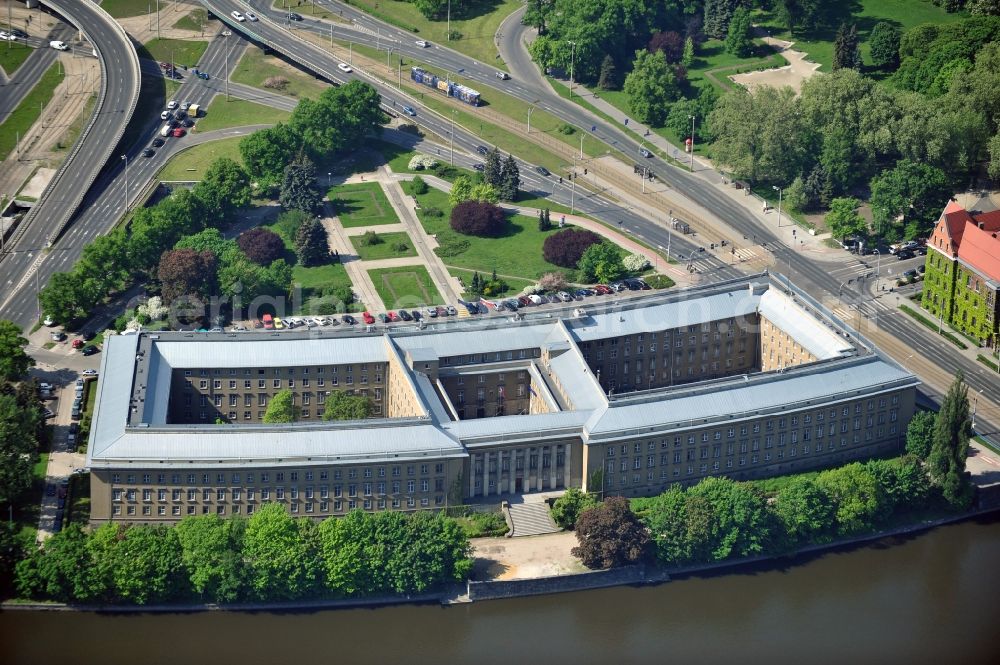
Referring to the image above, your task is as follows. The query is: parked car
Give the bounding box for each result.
[398,310,413,321]
[425,307,438,318]
[387,311,400,322]
[82,369,98,376]
[160,110,172,120]
[896,249,915,260]
[43,408,55,419]
[378,313,389,323]
[51,331,66,342]
[341,315,356,325]
[517,296,531,307]
[410,310,422,321]
[527,294,543,305]
[273,317,285,329]
[557,291,572,302]
[82,345,99,356]
[262,313,274,329]
[72,338,85,349]
[890,240,919,255]
[436,306,448,317]
[362,312,375,324]
[594,284,612,295]
[446,305,458,316]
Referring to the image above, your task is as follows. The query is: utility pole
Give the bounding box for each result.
[527,101,538,135]
[447,0,451,40]
[568,41,576,97]
[398,58,402,89]
[579,131,584,159]
[223,31,231,101]
[450,110,456,165]
[689,114,696,171]
[121,154,129,214]
[349,41,353,65]
[773,185,782,228]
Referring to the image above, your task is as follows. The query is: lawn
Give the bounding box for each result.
[330,181,400,227]
[754,0,966,71]
[368,265,444,309]
[325,0,522,67]
[351,231,418,261]
[99,0,152,18]
[291,262,363,314]
[172,7,208,32]
[0,62,64,161]
[196,97,291,132]
[449,267,534,297]
[143,37,209,68]
[405,183,570,281]
[159,135,244,180]
[232,45,331,99]
[0,41,32,76]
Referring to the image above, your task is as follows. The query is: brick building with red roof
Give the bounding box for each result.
[922,200,1000,348]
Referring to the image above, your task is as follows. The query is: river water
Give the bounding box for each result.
[2,515,999,665]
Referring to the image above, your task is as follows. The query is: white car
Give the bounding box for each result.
[82,369,98,376]
[415,40,429,47]
[231,10,246,22]
[245,12,259,21]
[337,62,352,73]
[528,294,543,305]
[49,40,68,51]
[43,315,55,326]
[167,100,178,109]
[160,110,172,120]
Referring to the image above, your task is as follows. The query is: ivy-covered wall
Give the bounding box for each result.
[922,250,998,346]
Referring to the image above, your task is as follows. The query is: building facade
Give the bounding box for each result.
[87,274,919,524]
[922,200,1000,348]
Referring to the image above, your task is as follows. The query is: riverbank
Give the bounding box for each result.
[5,500,999,613]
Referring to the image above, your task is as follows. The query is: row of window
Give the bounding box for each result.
[112,479,446,503]
[473,450,566,474]
[111,496,444,517]
[184,365,384,377]
[191,375,383,390]
[440,348,538,367]
[184,389,384,407]
[110,463,446,486]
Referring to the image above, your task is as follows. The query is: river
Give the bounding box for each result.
[2,514,999,665]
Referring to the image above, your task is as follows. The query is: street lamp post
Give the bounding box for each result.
[120,154,129,214]
[873,249,881,291]
[688,115,696,171]
[973,389,984,431]
[772,185,782,228]
[447,0,451,40]
[449,110,456,165]
[222,31,232,101]
[26,252,39,321]
[526,101,538,135]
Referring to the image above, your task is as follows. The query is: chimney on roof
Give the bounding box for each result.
[979,222,985,229]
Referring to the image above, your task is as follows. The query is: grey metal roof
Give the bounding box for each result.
[393,325,554,359]
[585,357,918,437]
[152,335,390,368]
[545,347,607,411]
[441,410,592,444]
[87,334,141,463]
[758,289,852,359]
[90,421,465,464]
[566,289,760,342]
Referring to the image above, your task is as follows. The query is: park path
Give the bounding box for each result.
[318,202,387,314]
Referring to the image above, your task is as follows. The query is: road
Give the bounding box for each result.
[0,25,245,328]
[0,0,139,328]
[0,20,78,123]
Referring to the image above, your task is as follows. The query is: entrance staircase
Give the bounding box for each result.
[507,502,560,537]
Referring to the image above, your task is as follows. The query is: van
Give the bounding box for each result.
[160,124,172,137]
[49,40,68,51]
[188,103,200,117]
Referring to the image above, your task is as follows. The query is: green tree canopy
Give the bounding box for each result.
[571,496,651,569]
[868,21,901,70]
[772,476,836,548]
[724,6,754,57]
[323,391,374,421]
[175,515,248,603]
[263,389,299,423]
[279,155,322,214]
[825,197,867,240]
[905,410,937,460]
[623,49,680,126]
[550,488,598,529]
[0,392,40,504]
[0,320,34,382]
[577,242,625,283]
[243,503,321,600]
[929,371,973,509]
[815,463,888,536]
[194,158,251,224]
[869,159,951,240]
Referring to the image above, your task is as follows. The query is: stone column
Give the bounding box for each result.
[482,451,490,497]
[523,448,532,493]
[509,449,517,494]
[469,454,477,498]
[549,444,557,490]
[564,443,571,488]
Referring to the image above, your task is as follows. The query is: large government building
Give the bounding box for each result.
[86,273,919,523]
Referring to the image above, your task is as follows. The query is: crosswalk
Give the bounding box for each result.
[827,258,878,284]
[831,298,893,326]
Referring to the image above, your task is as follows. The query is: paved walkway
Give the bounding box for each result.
[731,29,822,95]
[318,202,386,313]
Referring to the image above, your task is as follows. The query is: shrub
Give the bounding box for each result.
[410,175,429,195]
[450,200,506,237]
[398,123,421,135]
[434,232,470,257]
[422,206,444,218]
[237,227,286,265]
[623,253,650,272]
[551,488,599,529]
[391,241,409,252]
[263,76,288,90]
[359,230,383,246]
[433,164,460,180]
[558,123,576,135]
[408,154,438,170]
[539,272,568,292]
[543,228,602,268]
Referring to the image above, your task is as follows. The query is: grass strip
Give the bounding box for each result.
[898,304,968,350]
[0,62,63,160]
[977,354,999,372]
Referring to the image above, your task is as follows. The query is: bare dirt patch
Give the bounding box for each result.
[470,531,586,581]
[730,35,821,95]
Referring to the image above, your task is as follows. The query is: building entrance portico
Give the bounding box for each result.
[468,442,575,500]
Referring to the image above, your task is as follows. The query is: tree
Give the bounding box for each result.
[929,371,973,509]
[295,217,329,267]
[825,197,867,240]
[869,21,901,70]
[498,154,520,201]
[869,160,952,239]
[905,410,937,460]
[538,208,552,232]
[263,389,299,423]
[0,393,39,505]
[772,476,836,548]
[648,31,685,63]
[989,133,1000,180]
[572,496,651,569]
[322,390,374,421]
[99,524,187,604]
[577,242,625,283]
[239,123,299,189]
[413,0,455,20]
[237,228,286,265]
[539,272,567,292]
[157,248,216,304]
[543,228,602,268]
[279,156,321,214]
[724,7,754,58]
[15,524,104,602]
[410,174,428,195]
[815,463,888,535]
[774,0,827,33]
[483,147,503,189]
[623,49,680,126]
[523,0,554,35]
[686,477,775,561]
[194,158,251,223]
[634,486,694,565]
[550,488,598,529]
[704,0,738,39]
[242,503,321,600]
[598,54,618,90]
[450,200,507,237]
[682,36,695,67]
[833,23,862,70]
[175,515,247,603]
[0,320,34,382]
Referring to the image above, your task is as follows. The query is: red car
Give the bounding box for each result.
[172,127,186,137]
[72,338,85,349]
[362,311,375,325]
[262,313,274,330]
[517,296,531,307]
[436,306,448,317]
[594,284,612,295]
[387,311,400,322]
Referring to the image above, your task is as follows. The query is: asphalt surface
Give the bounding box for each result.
[0,22,75,122]
[0,25,243,328]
